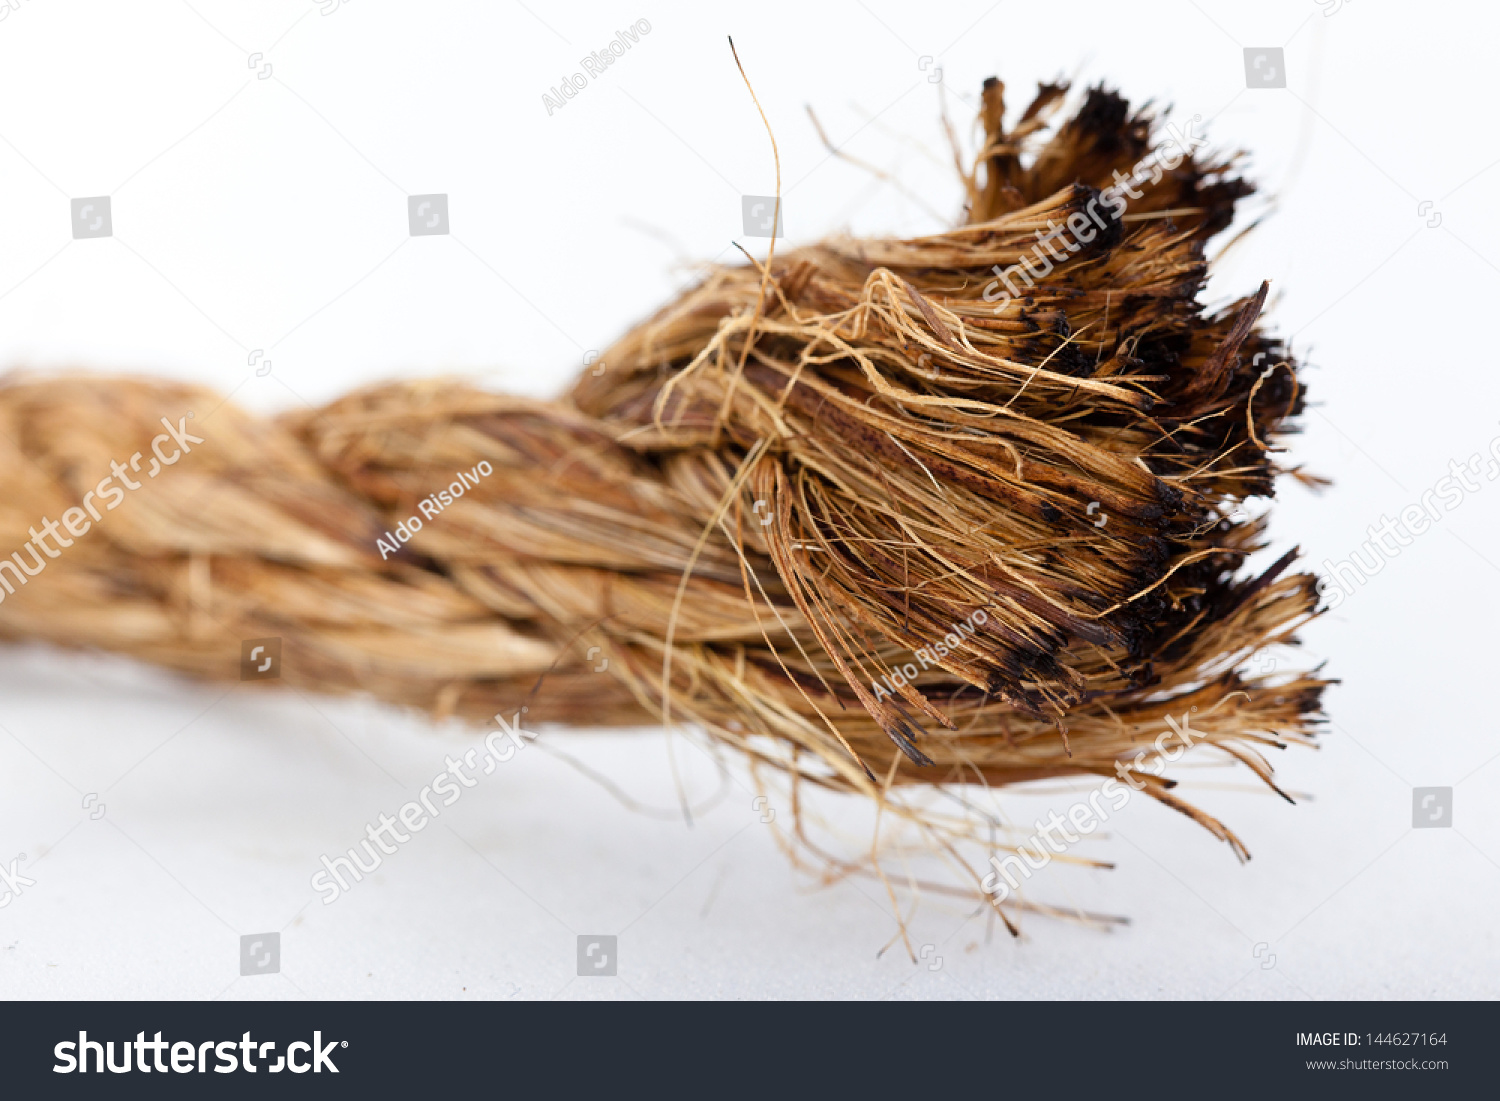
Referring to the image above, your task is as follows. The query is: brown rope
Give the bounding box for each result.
[0,79,1328,919]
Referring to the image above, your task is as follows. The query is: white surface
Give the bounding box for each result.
[0,0,1497,999]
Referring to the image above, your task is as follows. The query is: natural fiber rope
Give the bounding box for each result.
[0,79,1328,922]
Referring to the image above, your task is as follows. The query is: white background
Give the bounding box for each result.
[0,0,1496,999]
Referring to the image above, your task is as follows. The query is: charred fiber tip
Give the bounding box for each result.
[1073,183,1127,250]
[883,714,935,767]
[1076,84,1130,134]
